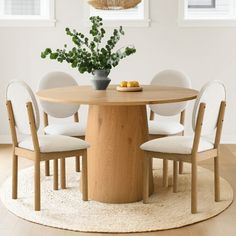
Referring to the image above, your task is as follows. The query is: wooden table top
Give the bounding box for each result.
[37,85,198,106]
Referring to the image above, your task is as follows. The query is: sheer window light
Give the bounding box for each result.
[179,0,236,26]
[0,0,55,27]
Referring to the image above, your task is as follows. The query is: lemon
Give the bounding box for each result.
[120,81,128,87]
[127,81,133,87]
[133,81,140,87]
[127,81,140,87]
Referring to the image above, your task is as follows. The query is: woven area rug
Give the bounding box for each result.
[0,159,233,233]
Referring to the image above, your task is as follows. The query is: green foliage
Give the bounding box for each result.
[41,16,136,74]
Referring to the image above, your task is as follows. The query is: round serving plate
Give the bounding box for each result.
[116,86,143,92]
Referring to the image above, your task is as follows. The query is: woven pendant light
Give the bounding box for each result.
[87,0,142,10]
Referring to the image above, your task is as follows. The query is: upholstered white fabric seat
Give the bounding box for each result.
[19,135,90,153]
[148,120,184,135]
[140,136,214,155]
[44,123,86,136]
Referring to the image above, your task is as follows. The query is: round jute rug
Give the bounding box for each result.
[0,159,233,233]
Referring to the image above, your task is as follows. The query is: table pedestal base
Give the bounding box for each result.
[86,105,153,203]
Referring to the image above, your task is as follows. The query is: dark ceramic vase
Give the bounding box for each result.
[91,69,111,90]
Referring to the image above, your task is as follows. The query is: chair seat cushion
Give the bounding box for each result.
[148,120,184,135]
[18,135,90,153]
[44,123,86,136]
[140,136,214,154]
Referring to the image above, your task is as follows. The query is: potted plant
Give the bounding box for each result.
[41,16,136,90]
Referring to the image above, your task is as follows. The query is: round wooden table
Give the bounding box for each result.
[37,85,198,204]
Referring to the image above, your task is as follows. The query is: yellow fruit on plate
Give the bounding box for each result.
[120,81,128,87]
[133,81,140,87]
[120,81,140,88]
[127,81,140,87]
[127,81,133,87]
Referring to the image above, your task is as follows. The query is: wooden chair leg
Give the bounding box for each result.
[34,159,41,211]
[53,159,58,191]
[143,156,150,204]
[45,160,50,176]
[149,158,154,194]
[12,154,18,199]
[82,151,88,201]
[75,156,80,172]
[162,159,168,187]
[191,161,197,214]
[173,161,178,193]
[214,156,220,202]
[179,161,184,174]
[60,158,66,189]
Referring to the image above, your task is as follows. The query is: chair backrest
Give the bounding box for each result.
[38,71,80,118]
[149,70,191,116]
[192,81,226,136]
[6,80,40,135]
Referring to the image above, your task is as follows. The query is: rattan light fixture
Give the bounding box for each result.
[87,0,142,10]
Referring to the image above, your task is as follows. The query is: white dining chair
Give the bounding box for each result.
[6,80,90,211]
[38,71,86,177]
[149,69,191,187]
[142,81,226,213]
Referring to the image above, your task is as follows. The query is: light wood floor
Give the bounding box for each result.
[0,144,236,236]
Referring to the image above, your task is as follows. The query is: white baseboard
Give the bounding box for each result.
[220,136,236,144]
[1,135,236,145]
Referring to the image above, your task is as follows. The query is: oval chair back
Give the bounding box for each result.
[149,70,191,116]
[6,80,40,135]
[38,71,80,118]
[192,81,226,136]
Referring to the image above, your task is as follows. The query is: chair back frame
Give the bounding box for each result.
[26,102,40,153]
[149,70,191,117]
[40,72,81,135]
[6,100,41,153]
[7,99,87,160]
[6,101,18,148]
[191,101,226,156]
[43,111,80,131]
[214,101,226,149]
[191,103,206,155]
[192,81,226,136]
[6,80,40,135]
[149,110,186,135]
[38,71,80,119]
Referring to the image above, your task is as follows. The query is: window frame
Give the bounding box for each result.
[188,0,216,9]
[0,0,55,27]
[178,0,236,27]
[84,0,150,27]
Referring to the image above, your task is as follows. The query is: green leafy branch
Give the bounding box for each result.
[41,16,136,74]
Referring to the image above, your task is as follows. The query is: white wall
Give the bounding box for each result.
[1,0,236,142]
